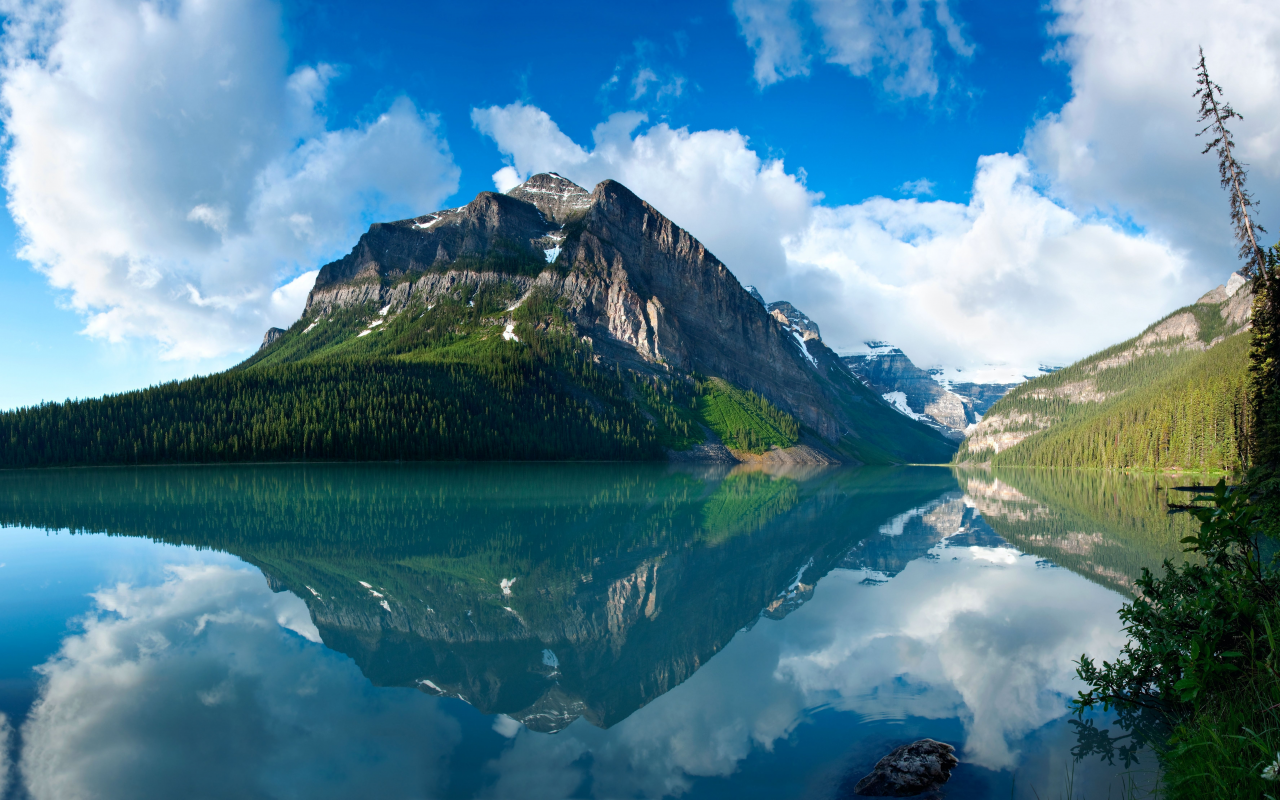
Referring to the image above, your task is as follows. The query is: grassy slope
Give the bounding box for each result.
[957,300,1251,471]
[696,378,798,453]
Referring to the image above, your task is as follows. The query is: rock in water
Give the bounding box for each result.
[850,739,958,797]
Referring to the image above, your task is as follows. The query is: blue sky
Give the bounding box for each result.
[280,0,1066,208]
[0,0,1275,409]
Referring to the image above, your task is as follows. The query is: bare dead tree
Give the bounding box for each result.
[1195,47,1269,281]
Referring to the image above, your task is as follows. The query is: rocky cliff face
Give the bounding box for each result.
[766,301,821,340]
[259,327,286,351]
[294,173,955,462]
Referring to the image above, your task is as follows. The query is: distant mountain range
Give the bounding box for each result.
[840,344,1052,440]
[0,173,956,468]
[737,290,1032,440]
[955,273,1254,471]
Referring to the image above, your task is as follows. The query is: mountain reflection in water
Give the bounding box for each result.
[0,464,1188,798]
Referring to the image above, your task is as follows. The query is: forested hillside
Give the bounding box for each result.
[0,296,805,466]
[956,282,1253,471]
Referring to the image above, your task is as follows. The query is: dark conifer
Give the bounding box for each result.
[1195,48,1267,278]
[1195,48,1279,476]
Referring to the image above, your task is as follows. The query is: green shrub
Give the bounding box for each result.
[1074,478,1280,797]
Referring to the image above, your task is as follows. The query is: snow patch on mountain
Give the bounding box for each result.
[882,391,929,421]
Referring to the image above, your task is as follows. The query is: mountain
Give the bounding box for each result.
[0,173,956,468]
[841,343,1030,439]
[956,274,1254,471]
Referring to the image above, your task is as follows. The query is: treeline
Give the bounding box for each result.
[0,334,665,468]
[989,332,1251,471]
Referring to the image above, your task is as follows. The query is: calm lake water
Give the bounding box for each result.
[0,463,1199,799]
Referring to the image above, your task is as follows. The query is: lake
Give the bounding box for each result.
[0,463,1197,799]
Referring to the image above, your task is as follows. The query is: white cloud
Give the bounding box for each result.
[0,712,10,799]
[898,177,935,196]
[0,0,460,360]
[15,562,460,799]
[481,527,1130,795]
[1026,0,1280,280]
[787,154,1188,371]
[732,0,974,98]
[598,38,689,114]
[475,102,1188,373]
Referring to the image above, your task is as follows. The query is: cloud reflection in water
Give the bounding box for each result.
[16,563,459,800]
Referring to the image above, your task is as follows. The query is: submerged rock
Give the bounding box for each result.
[849,738,958,797]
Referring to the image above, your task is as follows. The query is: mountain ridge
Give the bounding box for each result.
[955,273,1255,471]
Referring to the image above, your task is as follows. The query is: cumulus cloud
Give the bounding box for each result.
[474,101,1188,373]
[15,562,459,799]
[0,712,10,799]
[1026,0,1280,281]
[787,154,1188,371]
[0,0,460,360]
[481,528,1129,795]
[732,0,974,98]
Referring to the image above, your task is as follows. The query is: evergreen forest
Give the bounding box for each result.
[957,298,1252,472]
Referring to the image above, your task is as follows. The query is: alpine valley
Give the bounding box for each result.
[0,174,957,468]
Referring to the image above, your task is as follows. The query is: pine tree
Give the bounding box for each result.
[1196,48,1280,474]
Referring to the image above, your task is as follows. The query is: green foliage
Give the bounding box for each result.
[694,377,799,453]
[1074,479,1276,718]
[1251,246,1280,474]
[511,286,568,327]
[1161,669,1280,799]
[963,330,1252,472]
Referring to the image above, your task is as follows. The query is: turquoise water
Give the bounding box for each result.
[0,464,1173,798]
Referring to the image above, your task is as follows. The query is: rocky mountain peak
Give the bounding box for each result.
[505,172,592,223]
[259,327,285,351]
[288,172,957,464]
[1197,271,1249,304]
[842,341,1022,438]
[1226,271,1247,297]
[767,301,821,341]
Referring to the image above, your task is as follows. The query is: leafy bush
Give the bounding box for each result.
[1075,480,1274,711]
[1074,478,1280,797]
